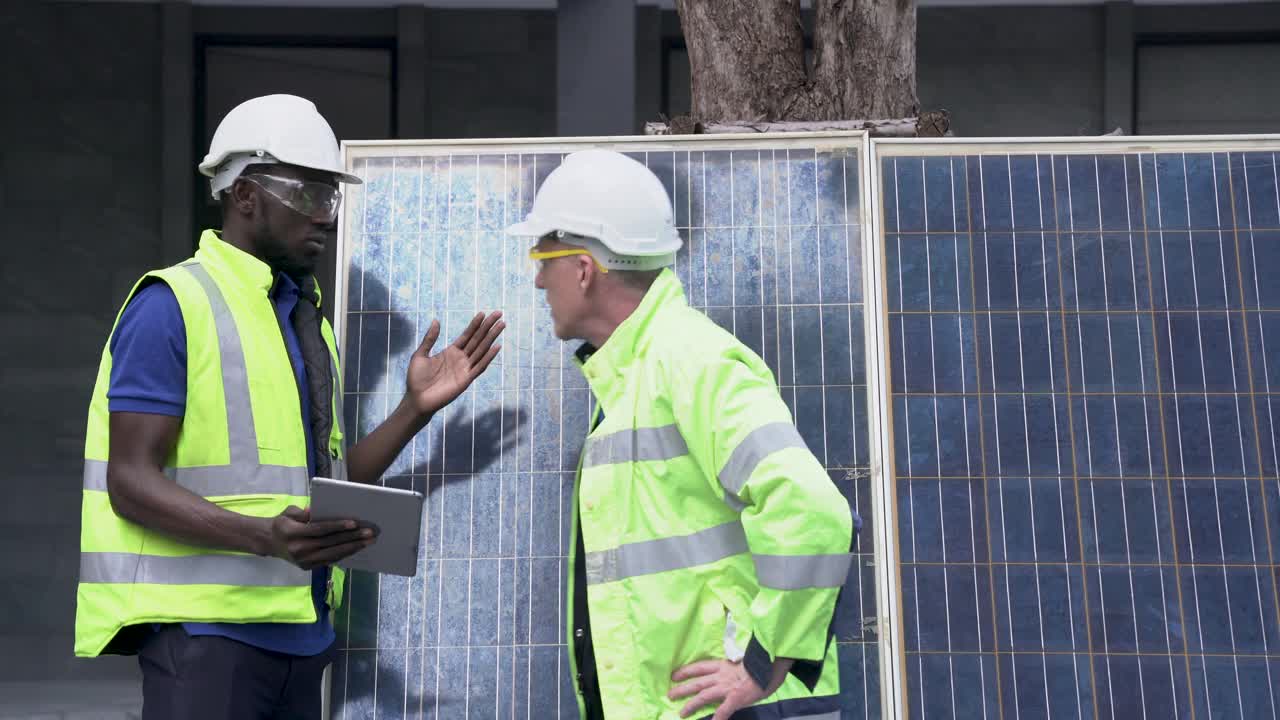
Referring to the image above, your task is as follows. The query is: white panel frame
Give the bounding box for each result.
[867,130,1280,720]
[860,132,910,720]
[327,130,902,720]
[870,133,1280,157]
[325,129,1280,720]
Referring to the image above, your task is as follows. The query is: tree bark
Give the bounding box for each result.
[674,0,918,124]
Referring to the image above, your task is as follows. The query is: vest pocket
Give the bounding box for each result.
[213,494,289,518]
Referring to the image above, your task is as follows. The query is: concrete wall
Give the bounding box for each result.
[0,0,162,693]
[917,6,1107,136]
[659,3,1280,137]
[423,9,556,139]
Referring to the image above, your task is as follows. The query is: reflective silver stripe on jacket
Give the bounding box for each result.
[79,551,309,587]
[185,262,261,466]
[82,459,308,497]
[718,421,809,497]
[582,424,689,469]
[753,553,853,590]
[83,261,315,498]
[585,520,748,585]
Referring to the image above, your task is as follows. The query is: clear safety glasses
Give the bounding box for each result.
[241,173,343,224]
[529,248,609,273]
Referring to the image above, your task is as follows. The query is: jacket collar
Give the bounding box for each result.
[194,229,322,307]
[573,268,686,393]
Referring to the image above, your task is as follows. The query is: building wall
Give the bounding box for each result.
[1,0,1276,715]
[0,0,163,699]
[423,9,557,139]
[917,6,1107,136]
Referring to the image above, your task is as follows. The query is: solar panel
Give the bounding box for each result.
[330,134,878,719]
[878,143,1280,719]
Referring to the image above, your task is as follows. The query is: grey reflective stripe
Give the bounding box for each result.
[753,553,853,590]
[582,424,688,469]
[83,460,108,491]
[79,551,310,587]
[722,492,747,513]
[718,422,808,495]
[182,262,259,465]
[166,465,308,497]
[82,459,307,497]
[586,520,748,585]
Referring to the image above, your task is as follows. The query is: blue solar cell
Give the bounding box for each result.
[1096,154,1146,231]
[986,477,1082,564]
[1183,565,1280,654]
[973,231,1061,312]
[1164,394,1259,477]
[1191,655,1280,720]
[908,653,999,719]
[1231,152,1280,230]
[998,653,1094,719]
[1093,654,1191,720]
[1086,565,1183,652]
[1062,232,1152,311]
[898,478,988,564]
[976,312,1064,392]
[1079,479,1174,563]
[838,644,882,718]
[1071,397,1165,478]
[982,394,1073,477]
[1149,231,1242,311]
[1172,477,1271,564]
[993,564,1087,651]
[1066,313,1158,393]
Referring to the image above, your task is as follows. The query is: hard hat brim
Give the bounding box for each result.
[199,149,364,185]
[504,218,554,239]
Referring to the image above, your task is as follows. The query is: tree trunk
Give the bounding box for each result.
[674,0,918,124]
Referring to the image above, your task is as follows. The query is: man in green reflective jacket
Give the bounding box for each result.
[507,149,859,720]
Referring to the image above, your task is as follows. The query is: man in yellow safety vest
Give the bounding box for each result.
[74,94,504,719]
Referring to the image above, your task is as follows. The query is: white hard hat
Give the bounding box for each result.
[198,94,363,199]
[506,149,682,271]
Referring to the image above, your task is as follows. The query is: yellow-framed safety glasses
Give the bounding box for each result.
[528,248,609,273]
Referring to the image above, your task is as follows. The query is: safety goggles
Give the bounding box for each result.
[528,248,609,273]
[241,173,343,224]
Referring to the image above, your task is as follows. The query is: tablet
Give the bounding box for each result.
[309,476,424,577]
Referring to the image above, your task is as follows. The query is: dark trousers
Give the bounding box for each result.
[138,625,335,720]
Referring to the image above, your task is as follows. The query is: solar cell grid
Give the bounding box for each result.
[882,145,1280,720]
[331,136,878,719]
[328,133,1280,720]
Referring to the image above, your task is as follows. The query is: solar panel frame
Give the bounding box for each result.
[871,134,1280,720]
[328,130,892,720]
[324,131,1280,720]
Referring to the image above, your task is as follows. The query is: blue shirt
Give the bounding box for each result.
[107,273,334,656]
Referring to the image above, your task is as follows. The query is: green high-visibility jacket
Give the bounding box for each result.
[568,268,855,719]
[74,230,349,658]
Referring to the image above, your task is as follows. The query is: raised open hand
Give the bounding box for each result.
[404,311,505,418]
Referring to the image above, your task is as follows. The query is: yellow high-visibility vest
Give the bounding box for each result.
[75,230,348,657]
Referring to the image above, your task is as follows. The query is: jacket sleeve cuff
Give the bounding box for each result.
[789,655,825,692]
[742,636,774,692]
[743,636,829,693]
